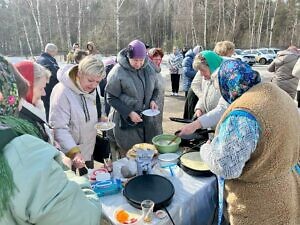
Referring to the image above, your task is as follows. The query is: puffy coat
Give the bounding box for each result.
[268,50,300,98]
[36,52,59,119]
[49,65,98,161]
[0,134,101,225]
[106,49,159,151]
[182,49,197,92]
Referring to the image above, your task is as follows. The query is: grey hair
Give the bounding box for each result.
[33,62,51,81]
[44,43,58,53]
[78,55,105,78]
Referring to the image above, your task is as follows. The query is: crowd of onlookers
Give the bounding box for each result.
[0,38,299,225]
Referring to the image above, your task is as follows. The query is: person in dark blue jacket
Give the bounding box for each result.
[36,43,59,120]
[182,45,201,119]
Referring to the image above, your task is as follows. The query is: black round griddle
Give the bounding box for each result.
[179,152,214,177]
[123,174,175,211]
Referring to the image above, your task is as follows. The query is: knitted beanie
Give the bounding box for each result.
[128,40,147,59]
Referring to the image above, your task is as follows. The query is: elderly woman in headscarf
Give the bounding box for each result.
[15,61,53,143]
[0,55,101,225]
[178,51,225,135]
[106,39,159,157]
[200,60,299,225]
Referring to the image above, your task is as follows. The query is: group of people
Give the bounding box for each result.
[0,37,299,225]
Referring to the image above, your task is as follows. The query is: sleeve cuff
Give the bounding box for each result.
[66,146,81,159]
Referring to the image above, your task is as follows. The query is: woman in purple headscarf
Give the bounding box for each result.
[200,60,299,225]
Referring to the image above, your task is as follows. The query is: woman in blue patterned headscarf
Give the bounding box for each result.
[218,59,261,104]
[200,59,299,225]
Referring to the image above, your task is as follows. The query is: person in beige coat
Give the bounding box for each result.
[49,56,105,175]
[268,46,300,98]
[201,60,299,225]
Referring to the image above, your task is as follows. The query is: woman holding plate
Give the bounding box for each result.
[106,39,159,157]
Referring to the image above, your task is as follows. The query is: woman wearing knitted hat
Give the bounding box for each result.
[200,60,299,225]
[15,61,53,143]
[0,55,101,225]
[106,39,159,157]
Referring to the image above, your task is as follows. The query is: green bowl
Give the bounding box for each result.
[152,134,181,153]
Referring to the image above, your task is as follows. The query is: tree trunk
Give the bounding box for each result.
[78,0,82,47]
[250,0,257,49]
[232,0,239,42]
[222,0,226,39]
[25,0,44,51]
[215,0,222,42]
[66,1,72,50]
[55,0,64,49]
[256,0,267,48]
[116,0,125,52]
[268,0,278,48]
[203,0,208,49]
[16,0,33,57]
[265,0,271,46]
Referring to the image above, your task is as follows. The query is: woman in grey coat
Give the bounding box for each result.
[106,40,159,156]
[268,46,300,99]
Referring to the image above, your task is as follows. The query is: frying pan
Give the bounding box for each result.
[178,151,214,177]
[123,174,175,211]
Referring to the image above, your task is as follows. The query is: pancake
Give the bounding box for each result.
[180,152,210,171]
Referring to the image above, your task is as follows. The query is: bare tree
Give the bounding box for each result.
[256,0,267,48]
[250,0,257,49]
[25,0,44,50]
[16,0,33,57]
[222,0,226,39]
[66,0,72,50]
[203,0,208,49]
[265,0,271,46]
[215,0,222,42]
[78,0,82,47]
[231,0,239,42]
[268,0,278,48]
[55,0,64,49]
[116,0,126,52]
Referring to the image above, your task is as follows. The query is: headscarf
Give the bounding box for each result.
[0,55,41,218]
[218,59,261,104]
[200,50,223,74]
[15,61,34,104]
[0,55,19,116]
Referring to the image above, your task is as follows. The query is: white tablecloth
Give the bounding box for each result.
[100,158,218,225]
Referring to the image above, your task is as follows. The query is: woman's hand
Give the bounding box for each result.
[72,152,85,169]
[194,109,203,118]
[150,101,158,110]
[129,111,143,123]
[99,116,108,122]
[177,120,201,136]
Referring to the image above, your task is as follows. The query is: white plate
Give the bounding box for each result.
[95,122,115,131]
[141,109,160,117]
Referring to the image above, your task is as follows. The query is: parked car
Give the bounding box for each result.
[243,49,275,65]
[232,49,256,66]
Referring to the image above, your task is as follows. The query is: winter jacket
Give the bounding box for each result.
[147,60,165,136]
[106,48,159,151]
[292,57,300,83]
[217,83,300,225]
[168,52,183,74]
[268,50,300,98]
[0,134,101,225]
[49,65,98,161]
[182,49,197,91]
[19,99,53,144]
[36,52,59,119]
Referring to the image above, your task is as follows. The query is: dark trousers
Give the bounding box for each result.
[171,74,180,93]
[183,88,199,119]
[72,159,94,176]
